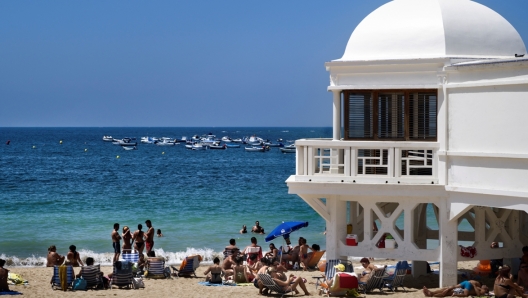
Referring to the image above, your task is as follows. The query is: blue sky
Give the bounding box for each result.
[1,0,527,127]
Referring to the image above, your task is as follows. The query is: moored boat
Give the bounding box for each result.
[123,146,137,151]
[280,144,296,153]
[103,136,114,142]
[245,146,266,152]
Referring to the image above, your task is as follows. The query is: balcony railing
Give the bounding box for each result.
[294,139,439,184]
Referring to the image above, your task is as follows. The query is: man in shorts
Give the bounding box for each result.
[112,223,122,263]
[145,220,155,254]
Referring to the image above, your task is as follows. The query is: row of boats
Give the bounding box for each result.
[102,134,296,153]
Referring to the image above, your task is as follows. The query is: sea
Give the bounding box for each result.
[0,127,333,267]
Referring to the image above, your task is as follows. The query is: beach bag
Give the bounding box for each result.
[163,267,171,278]
[73,277,87,291]
[132,277,145,289]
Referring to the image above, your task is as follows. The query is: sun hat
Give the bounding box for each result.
[334,264,345,272]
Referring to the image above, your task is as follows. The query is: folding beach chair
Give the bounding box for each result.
[121,250,139,263]
[358,265,387,294]
[383,261,409,292]
[305,250,326,270]
[79,265,104,289]
[313,259,340,289]
[51,265,75,291]
[145,257,167,279]
[171,255,202,277]
[258,273,293,298]
[110,261,135,289]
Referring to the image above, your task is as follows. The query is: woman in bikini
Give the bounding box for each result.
[66,245,84,267]
[232,256,249,284]
[122,226,133,254]
[203,257,225,284]
[132,224,145,255]
[359,257,376,283]
[46,245,65,267]
[494,265,523,298]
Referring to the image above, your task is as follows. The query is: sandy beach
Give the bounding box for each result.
[5,259,494,297]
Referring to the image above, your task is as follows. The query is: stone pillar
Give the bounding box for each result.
[440,201,458,287]
[326,196,347,260]
[332,90,341,141]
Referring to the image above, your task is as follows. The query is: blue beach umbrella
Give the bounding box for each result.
[265,221,309,263]
[265,221,309,242]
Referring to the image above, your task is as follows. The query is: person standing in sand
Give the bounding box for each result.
[122,226,132,254]
[132,224,145,255]
[112,223,121,263]
[46,245,65,267]
[145,220,155,254]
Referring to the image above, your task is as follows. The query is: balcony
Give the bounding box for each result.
[294,139,439,184]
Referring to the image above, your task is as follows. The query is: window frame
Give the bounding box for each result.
[343,89,438,141]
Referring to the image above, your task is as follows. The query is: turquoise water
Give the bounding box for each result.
[0,127,332,266]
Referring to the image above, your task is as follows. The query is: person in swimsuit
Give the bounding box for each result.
[66,245,84,267]
[112,223,121,263]
[204,257,225,284]
[145,220,155,254]
[232,256,249,284]
[299,238,314,271]
[0,259,11,292]
[240,225,247,234]
[264,243,279,261]
[156,229,163,237]
[423,280,489,297]
[46,245,65,267]
[244,237,263,266]
[494,265,522,298]
[122,226,132,254]
[359,257,377,283]
[251,221,265,234]
[517,262,528,295]
[132,224,145,255]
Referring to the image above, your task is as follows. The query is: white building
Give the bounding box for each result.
[286,0,528,287]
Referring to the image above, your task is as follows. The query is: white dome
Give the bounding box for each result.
[339,0,526,61]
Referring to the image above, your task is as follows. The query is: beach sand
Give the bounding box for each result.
[6,260,493,297]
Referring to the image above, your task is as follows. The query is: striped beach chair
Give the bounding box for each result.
[51,265,75,291]
[312,259,341,289]
[171,255,202,277]
[258,273,293,297]
[79,265,104,289]
[121,250,139,263]
[145,257,166,279]
[110,261,134,289]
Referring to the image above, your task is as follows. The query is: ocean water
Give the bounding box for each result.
[0,127,332,266]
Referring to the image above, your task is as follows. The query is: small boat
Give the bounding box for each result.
[280,144,296,153]
[245,146,266,152]
[155,139,176,146]
[232,138,244,143]
[123,146,137,151]
[141,136,158,144]
[119,138,138,146]
[209,143,227,150]
[103,136,114,142]
[221,136,232,142]
[264,142,284,147]
[191,143,206,150]
[225,144,241,148]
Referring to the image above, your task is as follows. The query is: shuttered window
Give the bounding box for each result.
[345,93,373,139]
[344,90,437,141]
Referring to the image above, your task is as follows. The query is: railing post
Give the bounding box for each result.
[350,147,357,177]
[394,147,401,178]
[308,146,314,175]
[344,147,351,177]
[388,147,395,178]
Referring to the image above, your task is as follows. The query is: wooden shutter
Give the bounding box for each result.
[346,92,373,139]
[409,92,437,140]
[377,93,405,139]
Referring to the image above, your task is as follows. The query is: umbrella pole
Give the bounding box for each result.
[280,238,284,264]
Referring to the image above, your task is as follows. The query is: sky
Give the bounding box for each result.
[1,1,527,127]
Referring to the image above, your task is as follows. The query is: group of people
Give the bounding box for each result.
[111,220,156,263]
[240,221,265,234]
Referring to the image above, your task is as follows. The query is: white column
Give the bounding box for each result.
[326,196,347,260]
[440,201,458,287]
[332,90,342,141]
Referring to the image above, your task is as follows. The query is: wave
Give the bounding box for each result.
[1,247,222,267]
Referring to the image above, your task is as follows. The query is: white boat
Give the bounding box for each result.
[141,136,159,144]
[155,140,176,146]
[103,136,114,142]
[280,144,296,153]
[221,136,232,142]
[118,138,137,146]
[192,143,206,150]
[232,138,244,143]
[245,146,266,152]
[225,143,241,148]
[123,146,137,151]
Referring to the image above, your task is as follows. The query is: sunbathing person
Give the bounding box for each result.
[358,257,376,283]
[264,243,279,261]
[223,238,240,258]
[67,245,84,267]
[204,257,225,284]
[254,257,271,295]
[122,226,132,254]
[272,274,311,296]
[517,262,528,295]
[307,244,320,261]
[494,265,523,298]
[76,257,103,279]
[244,237,263,266]
[423,280,489,297]
[46,245,65,267]
[232,256,250,284]
[268,257,288,281]
[132,224,145,255]
[222,254,236,278]
[0,259,10,292]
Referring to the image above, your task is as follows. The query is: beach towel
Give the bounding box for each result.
[198,281,236,287]
[0,291,22,295]
[59,265,67,291]
[460,246,477,258]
